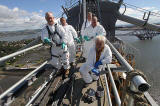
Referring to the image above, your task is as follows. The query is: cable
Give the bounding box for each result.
[124,3,160,15]
[123,2,160,18]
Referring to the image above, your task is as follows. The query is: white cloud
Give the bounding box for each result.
[39,10,43,13]
[0,5,46,31]
[13,7,19,12]
[116,6,160,26]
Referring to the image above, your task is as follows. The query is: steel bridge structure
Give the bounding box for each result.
[118,29,160,40]
[0,0,159,106]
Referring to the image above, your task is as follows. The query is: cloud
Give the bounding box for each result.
[116,6,160,26]
[0,5,46,31]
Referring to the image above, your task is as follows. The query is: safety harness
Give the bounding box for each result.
[46,24,63,58]
[46,24,62,46]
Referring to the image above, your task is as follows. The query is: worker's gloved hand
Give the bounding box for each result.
[84,36,91,41]
[78,35,84,43]
[94,61,102,69]
[91,68,100,76]
[44,37,52,45]
[74,37,81,43]
[62,42,67,49]
[79,35,83,41]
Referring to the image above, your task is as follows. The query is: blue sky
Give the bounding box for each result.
[0,0,160,31]
[0,0,66,17]
[0,0,160,17]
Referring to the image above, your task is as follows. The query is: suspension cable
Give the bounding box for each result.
[123,2,160,18]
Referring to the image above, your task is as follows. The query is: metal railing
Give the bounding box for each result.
[19,37,41,50]
[0,43,43,64]
[25,71,54,106]
[0,41,45,105]
[107,64,121,106]
[105,38,157,106]
[0,61,47,103]
[106,38,150,91]
[104,74,112,106]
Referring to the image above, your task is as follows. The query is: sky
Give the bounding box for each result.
[0,0,160,31]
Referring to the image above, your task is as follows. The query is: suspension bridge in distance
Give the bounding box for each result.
[118,29,160,40]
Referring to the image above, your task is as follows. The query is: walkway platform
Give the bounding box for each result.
[47,62,109,106]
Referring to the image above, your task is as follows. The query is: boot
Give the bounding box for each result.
[62,69,70,80]
[70,62,74,68]
[56,67,64,76]
[65,69,70,77]
[70,62,75,69]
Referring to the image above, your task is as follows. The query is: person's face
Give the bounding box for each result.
[46,13,54,25]
[96,40,104,51]
[92,18,97,27]
[60,18,66,26]
[87,13,92,21]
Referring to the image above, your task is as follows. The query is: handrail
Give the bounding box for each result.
[19,37,41,50]
[26,81,48,106]
[106,38,153,106]
[107,65,121,106]
[106,38,150,92]
[104,74,112,106]
[0,43,43,64]
[106,39,134,71]
[25,71,55,106]
[0,61,47,101]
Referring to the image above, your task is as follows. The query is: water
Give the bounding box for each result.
[116,33,160,105]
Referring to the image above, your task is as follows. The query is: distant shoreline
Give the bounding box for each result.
[0,29,41,38]
[0,29,41,42]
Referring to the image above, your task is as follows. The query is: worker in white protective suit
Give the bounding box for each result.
[41,12,70,79]
[60,17,78,66]
[82,16,106,59]
[79,35,112,84]
[81,12,92,35]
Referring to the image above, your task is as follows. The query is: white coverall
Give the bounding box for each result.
[41,24,70,70]
[79,44,112,83]
[62,24,78,63]
[81,20,92,35]
[82,24,106,58]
